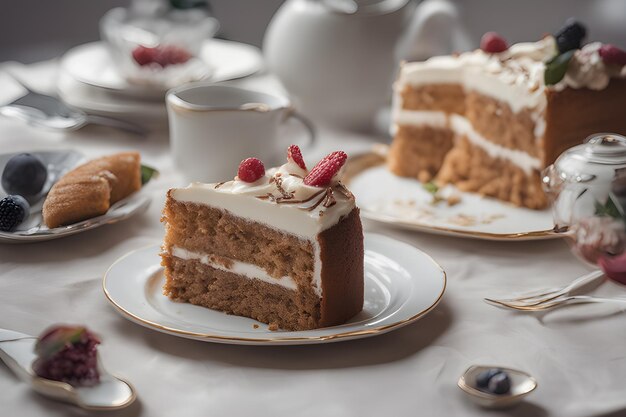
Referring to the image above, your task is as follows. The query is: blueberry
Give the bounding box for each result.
[1,153,48,197]
[0,195,30,232]
[555,19,587,53]
[476,368,503,388]
[487,372,511,395]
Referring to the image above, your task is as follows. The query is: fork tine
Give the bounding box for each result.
[486,270,605,306]
[484,297,567,311]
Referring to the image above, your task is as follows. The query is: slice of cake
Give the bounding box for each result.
[389,21,626,209]
[161,146,364,331]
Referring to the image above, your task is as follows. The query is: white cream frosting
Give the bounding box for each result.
[169,160,357,299]
[171,163,355,239]
[396,36,625,121]
[171,246,298,291]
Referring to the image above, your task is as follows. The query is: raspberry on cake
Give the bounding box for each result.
[388,21,626,209]
[33,325,101,387]
[161,146,364,331]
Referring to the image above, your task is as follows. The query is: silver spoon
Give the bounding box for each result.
[0,73,147,136]
[0,328,136,410]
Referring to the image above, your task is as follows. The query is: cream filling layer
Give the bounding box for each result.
[171,246,299,291]
[393,110,541,174]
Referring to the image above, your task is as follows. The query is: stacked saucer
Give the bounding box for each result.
[57,39,264,125]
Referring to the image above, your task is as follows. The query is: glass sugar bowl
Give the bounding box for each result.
[100,0,219,88]
[542,133,626,284]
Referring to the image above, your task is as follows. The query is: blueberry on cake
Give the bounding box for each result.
[389,20,626,209]
[161,146,364,331]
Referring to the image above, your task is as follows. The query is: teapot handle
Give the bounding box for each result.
[397,0,468,62]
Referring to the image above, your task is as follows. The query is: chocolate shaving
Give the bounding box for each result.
[214,182,226,189]
[335,182,354,200]
[273,175,294,199]
[322,188,336,208]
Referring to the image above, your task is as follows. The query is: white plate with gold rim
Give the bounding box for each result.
[344,150,559,241]
[103,234,446,345]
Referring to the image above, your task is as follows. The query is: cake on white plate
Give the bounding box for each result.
[161,145,364,331]
[389,21,626,209]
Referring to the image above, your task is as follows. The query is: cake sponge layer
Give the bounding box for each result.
[163,195,316,292]
[162,255,320,330]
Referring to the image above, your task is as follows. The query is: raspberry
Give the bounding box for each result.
[599,44,626,67]
[33,325,101,387]
[0,195,29,232]
[237,157,265,183]
[480,32,508,53]
[156,45,192,66]
[303,151,347,187]
[555,19,587,53]
[287,145,307,170]
[132,45,192,67]
[132,45,156,66]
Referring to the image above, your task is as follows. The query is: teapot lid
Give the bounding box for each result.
[561,133,626,166]
[582,133,626,163]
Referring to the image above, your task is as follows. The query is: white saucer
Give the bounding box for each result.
[60,39,263,100]
[345,150,558,241]
[103,234,446,345]
[0,150,151,243]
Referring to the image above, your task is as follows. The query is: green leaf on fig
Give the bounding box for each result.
[141,164,159,186]
[544,50,575,86]
[35,327,86,359]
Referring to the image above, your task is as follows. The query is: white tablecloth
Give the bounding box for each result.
[0,61,625,417]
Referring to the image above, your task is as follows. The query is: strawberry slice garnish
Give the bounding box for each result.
[287,145,307,170]
[303,151,347,187]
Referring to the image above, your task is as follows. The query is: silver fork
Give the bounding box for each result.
[485,295,626,312]
[484,270,605,309]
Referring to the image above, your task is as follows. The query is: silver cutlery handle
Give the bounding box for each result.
[84,115,148,136]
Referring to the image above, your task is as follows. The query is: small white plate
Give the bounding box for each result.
[345,151,559,241]
[60,39,263,100]
[103,234,446,345]
[0,150,151,243]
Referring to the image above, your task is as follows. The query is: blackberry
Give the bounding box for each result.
[0,195,29,232]
[555,19,587,53]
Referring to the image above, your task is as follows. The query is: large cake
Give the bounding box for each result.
[161,146,364,331]
[389,21,626,209]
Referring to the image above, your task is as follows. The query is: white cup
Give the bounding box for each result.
[166,84,315,183]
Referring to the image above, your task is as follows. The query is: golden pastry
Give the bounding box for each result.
[42,152,142,228]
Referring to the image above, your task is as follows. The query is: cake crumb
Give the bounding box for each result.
[268,323,279,331]
[253,324,259,329]
[417,170,431,183]
[446,194,461,206]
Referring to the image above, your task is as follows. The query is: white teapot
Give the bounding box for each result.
[263,0,462,130]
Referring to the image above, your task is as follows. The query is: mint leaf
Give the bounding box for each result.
[594,193,625,220]
[544,50,575,86]
[423,181,439,195]
[141,164,159,185]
